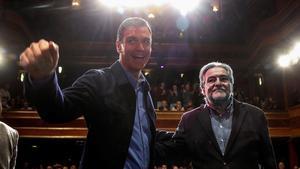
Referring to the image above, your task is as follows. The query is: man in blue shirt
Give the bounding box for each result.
[20,17,159,169]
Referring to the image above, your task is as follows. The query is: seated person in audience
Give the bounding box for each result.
[46,165,54,169]
[159,100,170,111]
[161,164,168,169]
[168,84,182,108]
[157,83,169,109]
[181,83,193,107]
[278,161,286,169]
[172,165,179,169]
[171,101,185,111]
[0,99,19,169]
[184,100,195,111]
[69,164,77,169]
[0,83,11,110]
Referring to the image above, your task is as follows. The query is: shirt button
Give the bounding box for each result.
[219,125,223,128]
[223,162,227,165]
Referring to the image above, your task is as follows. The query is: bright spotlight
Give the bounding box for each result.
[99,0,201,15]
[290,42,300,61]
[148,13,155,19]
[0,56,3,66]
[58,66,63,74]
[172,0,200,16]
[258,77,263,86]
[72,0,80,6]
[117,6,124,14]
[0,49,5,66]
[277,55,290,68]
[176,16,189,31]
[20,73,25,82]
[180,73,184,78]
[101,0,152,8]
[212,5,218,12]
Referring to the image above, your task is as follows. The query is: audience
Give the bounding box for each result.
[0,83,11,110]
[0,77,295,112]
[278,161,286,169]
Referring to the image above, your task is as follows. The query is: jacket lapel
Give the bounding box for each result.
[110,61,156,133]
[146,91,156,128]
[110,61,136,123]
[197,106,223,155]
[224,100,248,156]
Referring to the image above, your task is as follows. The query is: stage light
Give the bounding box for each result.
[169,0,199,16]
[180,73,184,78]
[176,16,189,32]
[289,42,300,64]
[179,31,184,38]
[72,0,80,6]
[117,7,124,14]
[58,66,63,74]
[32,145,38,149]
[277,42,300,68]
[99,0,200,16]
[277,55,290,68]
[0,55,3,66]
[211,0,220,12]
[100,0,152,8]
[258,77,263,86]
[20,73,25,82]
[172,0,200,16]
[212,5,218,12]
[0,48,5,67]
[148,13,155,19]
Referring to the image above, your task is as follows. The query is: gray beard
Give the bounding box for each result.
[208,93,232,107]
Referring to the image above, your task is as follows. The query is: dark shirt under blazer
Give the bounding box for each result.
[25,61,156,169]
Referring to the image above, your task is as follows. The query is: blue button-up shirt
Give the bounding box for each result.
[208,100,233,155]
[123,70,151,169]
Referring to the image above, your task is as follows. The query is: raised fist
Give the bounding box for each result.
[19,39,59,80]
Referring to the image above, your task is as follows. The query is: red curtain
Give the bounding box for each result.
[289,139,298,169]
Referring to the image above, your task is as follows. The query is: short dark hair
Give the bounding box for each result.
[116,17,152,41]
[199,62,234,89]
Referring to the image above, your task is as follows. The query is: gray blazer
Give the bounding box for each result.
[0,121,19,169]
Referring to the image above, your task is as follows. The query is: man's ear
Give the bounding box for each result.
[116,41,122,54]
[201,86,205,96]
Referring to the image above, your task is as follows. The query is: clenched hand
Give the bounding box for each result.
[19,39,59,80]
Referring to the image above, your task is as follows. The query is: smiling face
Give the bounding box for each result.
[201,66,233,106]
[116,26,152,76]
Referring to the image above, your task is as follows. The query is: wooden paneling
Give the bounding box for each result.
[288,105,300,137]
[16,127,87,139]
[1,109,299,138]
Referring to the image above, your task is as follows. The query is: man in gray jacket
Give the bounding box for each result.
[0,98,19,169]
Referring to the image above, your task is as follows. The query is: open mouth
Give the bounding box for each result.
[213,88,226,92]
[132,54,145,59]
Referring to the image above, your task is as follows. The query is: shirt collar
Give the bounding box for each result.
[119,62,146,89]
[206,97,234,118]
